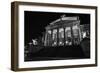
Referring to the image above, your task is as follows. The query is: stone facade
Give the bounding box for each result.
[44,16,82,46]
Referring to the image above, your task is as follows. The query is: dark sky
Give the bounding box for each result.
[24,11,90,45]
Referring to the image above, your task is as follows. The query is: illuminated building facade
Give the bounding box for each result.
[44,15,82,46]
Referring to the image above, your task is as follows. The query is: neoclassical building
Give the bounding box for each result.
[44,15,82,46]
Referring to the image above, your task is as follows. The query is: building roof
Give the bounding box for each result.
[45,16,80,30]
[50,16,79,25]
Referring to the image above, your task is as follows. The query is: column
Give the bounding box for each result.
[78,24,82,42]
[51,29,53,46]
[64,27,65,46]
[47,32,49,46]
[47,32,50,46]
[57,28,59,46]
[71,26,74,45]
[44,31,47,46]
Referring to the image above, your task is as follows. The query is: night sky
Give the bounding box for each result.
[24,11,90,46]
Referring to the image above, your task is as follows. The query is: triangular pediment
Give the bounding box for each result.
[50,16,79,25]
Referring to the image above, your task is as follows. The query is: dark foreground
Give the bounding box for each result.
[25,45,90,61]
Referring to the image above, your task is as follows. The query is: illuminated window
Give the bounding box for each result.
[47,30,52,46]
[65,27,72,45]
[72,25,79,37]
[52,29,57,46]
[72,25,80,45]
[59,28,64,46]
[48,30,51,34]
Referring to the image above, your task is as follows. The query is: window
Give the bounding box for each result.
[65,27,72,45]
[72,25,80,45]
[52,29,57,46]
[59,28,64,46]
[72,25,79,37]
[47,30,52,46]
